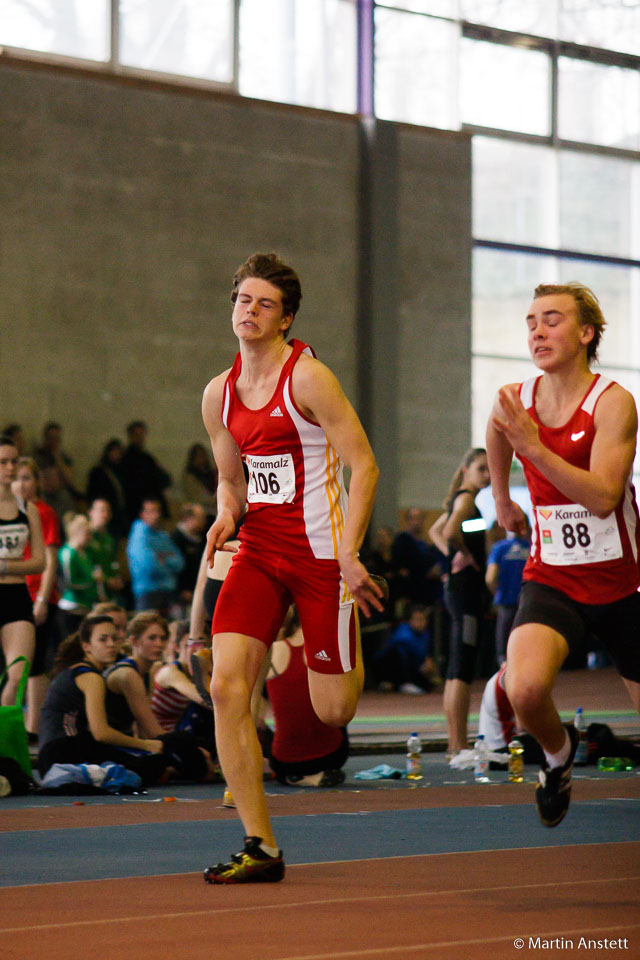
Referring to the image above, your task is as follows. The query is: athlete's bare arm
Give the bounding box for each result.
[428,512,448,556]
[486,384,529,536]
[292,355,382,616]
[492,382,637,518]
[202,372,246,566]
[443,492,476,553]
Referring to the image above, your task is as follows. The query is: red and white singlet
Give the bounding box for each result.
[222,338,349,563]
[518,374,640,605]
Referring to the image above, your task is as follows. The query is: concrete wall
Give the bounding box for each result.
[1,59,471,521]
[360,121,472,525]
[0,61,360,498]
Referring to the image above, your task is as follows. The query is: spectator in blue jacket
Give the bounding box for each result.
[372,604,442,694]
[126,499,184,615]
[485,524,530,667]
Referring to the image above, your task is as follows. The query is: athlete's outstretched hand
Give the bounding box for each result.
[339,553,385,618]
[206,511,239,567]
[492,385,540,459]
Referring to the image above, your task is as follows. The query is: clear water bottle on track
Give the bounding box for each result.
[574,707,588,766]
[474,734,490,783]
[406,732,423,780]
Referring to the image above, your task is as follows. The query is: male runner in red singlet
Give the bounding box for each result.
[487,282,640,828]
[201,253,382,882]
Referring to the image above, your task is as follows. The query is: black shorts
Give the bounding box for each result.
[512,581,640,683]
[0,583,34,629]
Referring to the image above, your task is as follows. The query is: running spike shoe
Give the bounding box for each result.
[204,836,285,884]
[535,724,579,827]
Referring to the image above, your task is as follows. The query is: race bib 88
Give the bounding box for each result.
[245,453,296,505]
[536,504,622,566]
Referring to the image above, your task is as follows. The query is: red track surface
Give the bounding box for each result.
[2,844,639,960]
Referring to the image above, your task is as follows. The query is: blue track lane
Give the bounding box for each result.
[3,800,639,887]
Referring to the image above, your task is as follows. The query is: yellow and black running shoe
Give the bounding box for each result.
[204,836,285,884]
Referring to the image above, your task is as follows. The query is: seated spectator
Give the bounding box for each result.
[360,526,396,686]
[171,503,208,610]
[38,615,167,785]
[2,423,26,456]
[151,620,213,740]
[58,514,102,638]
[86,439,127,539]
[40,462,76,525]
[266,607,348,787]
[103,612,215,782]
[87,499,125,602]
[120,421,172,526]
[11,457,61,739]
[126,498,184,615]
[91,600,129,655]
[181,443,217,520]
[372,604,441,694]
[34,421,83,507]
[485,525,530,667]
[392,507,444,611]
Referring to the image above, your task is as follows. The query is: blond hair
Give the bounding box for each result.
[533,282,606,363]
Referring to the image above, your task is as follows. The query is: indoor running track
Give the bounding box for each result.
[1,775,639,960]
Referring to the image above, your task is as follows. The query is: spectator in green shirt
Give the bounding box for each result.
[58,514,101,639]
[87,499,124,602]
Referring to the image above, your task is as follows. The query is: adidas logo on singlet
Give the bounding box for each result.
[314,650,331,662]
[270,405,284,417]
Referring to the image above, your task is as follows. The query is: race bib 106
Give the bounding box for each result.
[536,504,622,566]
[245,453,296,505]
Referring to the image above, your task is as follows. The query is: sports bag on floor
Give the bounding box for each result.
[0,656,33,777]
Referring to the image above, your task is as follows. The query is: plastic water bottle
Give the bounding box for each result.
[474,734,490,783]
[597,757,634,772]
[574,708,588,766]
[406,732,423,780]
[508,738,524,783]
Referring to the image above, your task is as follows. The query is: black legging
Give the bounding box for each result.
[269,729,349,785]
[444,578,485,684]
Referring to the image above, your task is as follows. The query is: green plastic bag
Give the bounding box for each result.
[0,656,32,777]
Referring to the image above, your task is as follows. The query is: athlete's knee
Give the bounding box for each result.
[506,674,549,719]
[314,698,356,728]
[210,670,247,713]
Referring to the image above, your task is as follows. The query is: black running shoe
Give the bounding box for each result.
[535,725,579,827]
[204,836,285,884]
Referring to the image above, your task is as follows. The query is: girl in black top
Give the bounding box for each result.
[430,448,491,756]
[38,615,165,783]
[0,436,45,705]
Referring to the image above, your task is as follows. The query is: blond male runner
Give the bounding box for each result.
[486,283,640,827]
[201,253,381,882]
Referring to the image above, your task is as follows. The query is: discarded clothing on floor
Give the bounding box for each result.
[354,764,407,780]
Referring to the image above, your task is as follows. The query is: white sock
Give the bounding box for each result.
[543,730,571,769]
[259,842,279,858]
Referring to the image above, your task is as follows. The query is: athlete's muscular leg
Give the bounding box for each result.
[443,678,471,754]
[210,632,276,847]
[505,624,569,755]
[307,616,364,727]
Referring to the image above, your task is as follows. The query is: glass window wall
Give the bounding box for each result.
[374,7,459,128]
[460,38,550,135]
[119,0,234,83]
[238,0,356,112]
[0,0,110,61]
[559,57,640,152]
